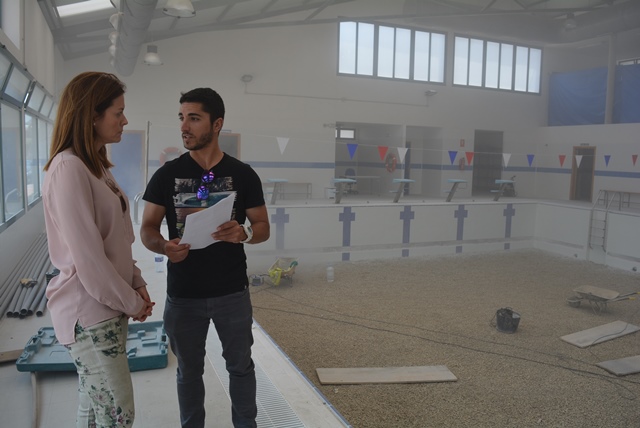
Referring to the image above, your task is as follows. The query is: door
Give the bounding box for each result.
[571,146,595,202]
[108,130,145,201]
[219,133,241,159]
[472,130,503,196]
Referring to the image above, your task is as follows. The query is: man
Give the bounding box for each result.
[140,88,269,428]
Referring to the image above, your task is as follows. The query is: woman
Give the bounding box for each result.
[43,71,154,427]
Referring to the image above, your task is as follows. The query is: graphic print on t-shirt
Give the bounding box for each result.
[172,176,236,238]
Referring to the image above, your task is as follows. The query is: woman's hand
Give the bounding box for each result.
[132,286,155,322]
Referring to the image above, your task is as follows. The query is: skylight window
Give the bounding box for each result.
[57,0,113,18]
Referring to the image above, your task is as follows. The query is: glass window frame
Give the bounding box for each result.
[338,21,447,85]
[0,47,55,234]
[24,113,39,205]
[26,83,46,113]
[3,64,32,107]
[453,34,542,95]
[336,127,356,140]
[1,100,25,224]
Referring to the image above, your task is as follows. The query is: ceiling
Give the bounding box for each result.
[38,0,640,74]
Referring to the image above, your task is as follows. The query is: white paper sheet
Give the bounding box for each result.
[179,192,236,250]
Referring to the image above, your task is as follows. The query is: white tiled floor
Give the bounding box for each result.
[0,221,348,428]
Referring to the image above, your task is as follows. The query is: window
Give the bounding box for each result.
[2,102,24,222]
[27,85,45,112]
[0,54,11,88]
[4,65,31,105]
[38,119,49,190]
[453,36,542,94]
[336,128,356,140]
[25,114,39,204]
[40,96,53,117]
[619,58,640,65]
[0,47,54,233]
[339,21,446,83]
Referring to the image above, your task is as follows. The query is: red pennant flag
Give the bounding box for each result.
[465,152,474,165]
[378,146,389,161]
[559,155,566,167]
[633,154,638,166]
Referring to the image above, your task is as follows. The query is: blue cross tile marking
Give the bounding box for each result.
[454,204,468,254]
[339,207,355,261]
[400,205,415,257]
[270,208,289,250]
[503,203,515,250]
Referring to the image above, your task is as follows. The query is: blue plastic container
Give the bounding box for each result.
[16,321,168,372]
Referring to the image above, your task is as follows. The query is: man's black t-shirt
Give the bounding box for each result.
[143,152,265,298]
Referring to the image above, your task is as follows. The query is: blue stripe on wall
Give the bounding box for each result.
[148,159,640,179]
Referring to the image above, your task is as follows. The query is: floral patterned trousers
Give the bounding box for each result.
[66,315,134,428]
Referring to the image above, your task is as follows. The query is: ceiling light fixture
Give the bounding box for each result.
[143,45,163,66]
[564,13,578,31]
[163,0,195,18]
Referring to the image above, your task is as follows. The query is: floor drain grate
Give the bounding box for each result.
[208,333,305,428]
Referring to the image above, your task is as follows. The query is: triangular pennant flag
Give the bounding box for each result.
[633,154,638,166]
[575,155,583,168]
[276,137,289,155]
[604,155,611,167]
[503,153,511,168]
[527,154,535,167]
[465,151,474,166]
[559,154,566,167]
[397,147,408,163]
[378,146,389,161]
[448,150,458,165]
[347,143,358,160]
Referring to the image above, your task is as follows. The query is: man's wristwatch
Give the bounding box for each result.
[240,224,253,243]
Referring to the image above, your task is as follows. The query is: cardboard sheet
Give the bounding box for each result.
[316,365,457,385]
[560,321,640,348]
[597,355,640,376]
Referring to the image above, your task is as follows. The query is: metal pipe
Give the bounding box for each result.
[0,234,46,301]
[20,246,50,305]
[24,262,53,316]
[10,286,29,317]
[21,259,51,316]
[35,287,48,317]
[8,243,48,317]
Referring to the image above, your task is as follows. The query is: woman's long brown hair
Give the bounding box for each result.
[44,72,126,178]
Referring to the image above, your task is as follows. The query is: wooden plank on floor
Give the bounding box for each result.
[560,321,640,348]
[597,355,640,376]
[0,349,23,363]
[316,365,457,385]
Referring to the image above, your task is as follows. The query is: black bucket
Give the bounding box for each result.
[495,307,520,333]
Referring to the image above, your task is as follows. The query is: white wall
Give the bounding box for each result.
[61,22,548,200]
[534,123,640,200]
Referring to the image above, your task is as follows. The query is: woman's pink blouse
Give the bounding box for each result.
[43,151,146,345]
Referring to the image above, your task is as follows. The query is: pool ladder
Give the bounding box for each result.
[588,190,634,250]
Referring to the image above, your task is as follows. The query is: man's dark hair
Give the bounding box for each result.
[179,88,225,124]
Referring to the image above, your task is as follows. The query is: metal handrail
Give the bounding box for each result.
[589,189,634,250]
[133,191,144,224]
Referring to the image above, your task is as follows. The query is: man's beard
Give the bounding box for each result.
[184,129,214,151]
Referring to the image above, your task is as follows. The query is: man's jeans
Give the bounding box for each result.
[164,289,257,428]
